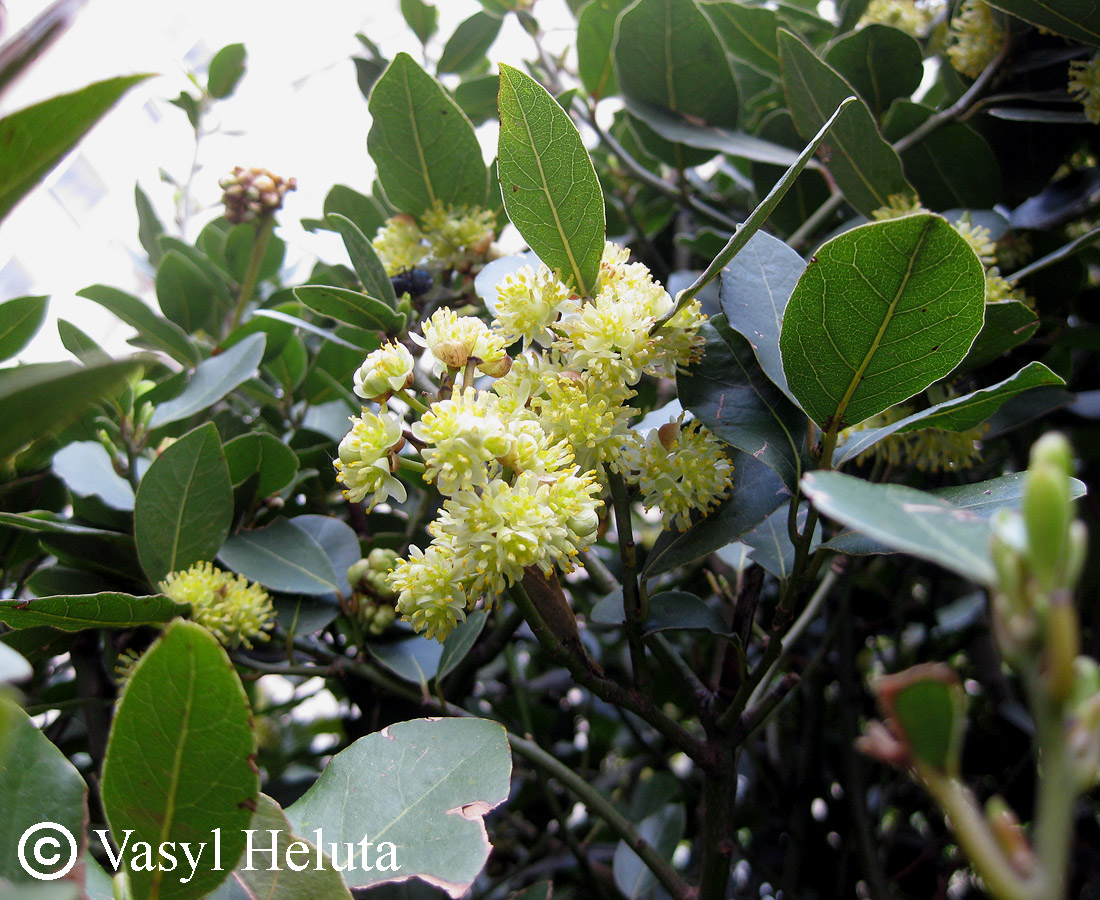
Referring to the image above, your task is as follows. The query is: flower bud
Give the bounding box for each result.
[1044,594,1080,705]
[1023,433,1074,592]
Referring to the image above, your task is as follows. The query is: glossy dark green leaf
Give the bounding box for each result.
[718,230,804,403]
[680,319,805,489]
[0,592,187,630]
[498,64,605,296]
[400,0,439,44]
[205,794,353,900]
[371,635,445,686]
[742,502,820,580]
[0,295,47,362]
[643,451,789,577]
[437,610,489,680]
[834,362,1064,465]
[101,620,257,900]
[593,590,733,635]
[368,53,487,215]
[883,101,1001,210]
[613,804,685,900]
[325,213,398,308]
[615,0,739,129]
[985,0,1100,44]
[438,11,502,74]
[77,284,199,365]
[823,25,922,118]
[287,515,361,597]
[293,285,406,334]
[0,74,150,223]
[134,422,233,585]
[959,300,1039,370]
[218,518,340,596]
[223,432,300,497]
[778,29,912,217]
[779,214,986,430]
[801,471,996,584]
[149,333,266,428]
[286,718,511,894]
[702,0,781,78]
[225,223,285,285]
[577,0,629,98]
[0,358,142,461]
[0,698,87,882]
[207,43,247,98]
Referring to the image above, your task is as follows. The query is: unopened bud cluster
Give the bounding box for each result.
[335,239,733,641]
[219,166,297,224]
[347,549,400,635]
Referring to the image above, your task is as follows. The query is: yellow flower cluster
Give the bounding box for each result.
[1069,52,1100,125]
[160,562,274,649]
[947,0,1003,79]
[859,0,945,38]
[336,240,731,641]
[371,201,495,278]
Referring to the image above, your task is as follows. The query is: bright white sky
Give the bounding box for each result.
[0,0,574,360]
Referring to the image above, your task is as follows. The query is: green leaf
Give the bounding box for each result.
[679,319,805,489]
[400,0,439,44]
[881,666,967,774]
[779,214,986,431]
[286,515,362,596]
[613,804,685,900]
[437,610,489,681]
[149,333,266,428]
[225,223,286,284]
[0,295,48,362]
[621,98,803,166]
[0,593,187,631]
[702,0,781,78]
[207,43,247,98]
[497,64,605,296]
[0,698,87,882]
[883,101,1001,210]
[959,300,1039,371]
[834,362,1065,465]
[286,718,511,895]
[57,318,107,363]
[325,213,398,308]
[642,452,788,577]
[101,620,257,900]
[823,25,923,119]
[223,433,299,497]
[371,635,445,687]
[293,285,406,334]
[823,472,1088,556]
[985,0,1100,44]
[510,883,553,900]
[742,502,820,580]
[368,53,487,216]
[218,518,340,595]
[577,0,629,98]
[52,440,137,509]
[718,229,804,403]
[0,74,150,223]
[801,471,997,584]
[135,183,166,266]
[206,794,354,900]
[0,358,142,461]
[592,590,733,635]
[320,184,389,239]
[438,11,502,74]
[77,284,200,365]
[778,29,912,217]
[615,0,740,129]
[454,73,501,126]
[156,249,218,334]
[134,422,233,585]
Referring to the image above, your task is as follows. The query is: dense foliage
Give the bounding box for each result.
[2,1,1100,899]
